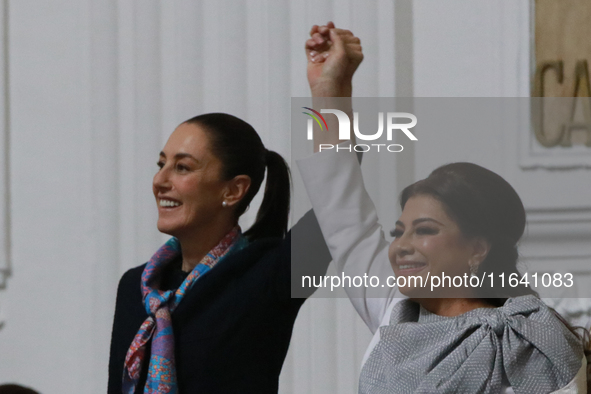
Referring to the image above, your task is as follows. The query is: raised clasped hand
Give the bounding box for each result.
[306,22,363,97]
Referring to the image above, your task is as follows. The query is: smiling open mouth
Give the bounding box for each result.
[159,199,182,208]
[397,262,427,271]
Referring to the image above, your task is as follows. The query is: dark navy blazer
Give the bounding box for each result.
[108,210,331,394]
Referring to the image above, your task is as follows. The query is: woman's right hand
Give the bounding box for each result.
[306,22,363,97]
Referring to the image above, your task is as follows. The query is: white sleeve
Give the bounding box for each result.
[297,147,399,334]
[547,356,588,393]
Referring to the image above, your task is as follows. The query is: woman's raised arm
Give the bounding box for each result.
[306,23,361,151]
[298,24,400,333]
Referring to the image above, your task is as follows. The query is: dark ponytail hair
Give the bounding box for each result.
[185,113,291,241]
[400,162,535,301]
[245,150,291,240]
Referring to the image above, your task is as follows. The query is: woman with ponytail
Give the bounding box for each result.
[107,112,331,393]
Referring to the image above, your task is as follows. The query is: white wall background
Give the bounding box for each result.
[0,1,589,393]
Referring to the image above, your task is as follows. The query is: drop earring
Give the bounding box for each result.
[469,262,479,276]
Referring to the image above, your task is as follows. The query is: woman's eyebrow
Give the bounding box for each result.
[173,153,198,161]
[395,218,443,228]
[412,218,443,226]
[159,151,199,162]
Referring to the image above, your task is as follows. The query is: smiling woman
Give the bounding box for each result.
[394,162,534,303]
[154,124,234,244]
[302,147,590,391]
[299,23,590,394]
[300,139,590,394]
[389,194,492,306]
[107,112,331,393]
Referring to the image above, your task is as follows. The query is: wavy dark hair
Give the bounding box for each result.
[185,113,290,241]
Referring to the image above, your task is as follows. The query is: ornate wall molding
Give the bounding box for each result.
[521,207,591,264]
[520,207,591,327]
[519,98,591,169]
[519,0,591,169]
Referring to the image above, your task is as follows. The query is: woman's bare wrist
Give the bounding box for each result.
[310,79,353,98]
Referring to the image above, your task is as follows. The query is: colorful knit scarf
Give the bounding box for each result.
[122,227,247,394]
